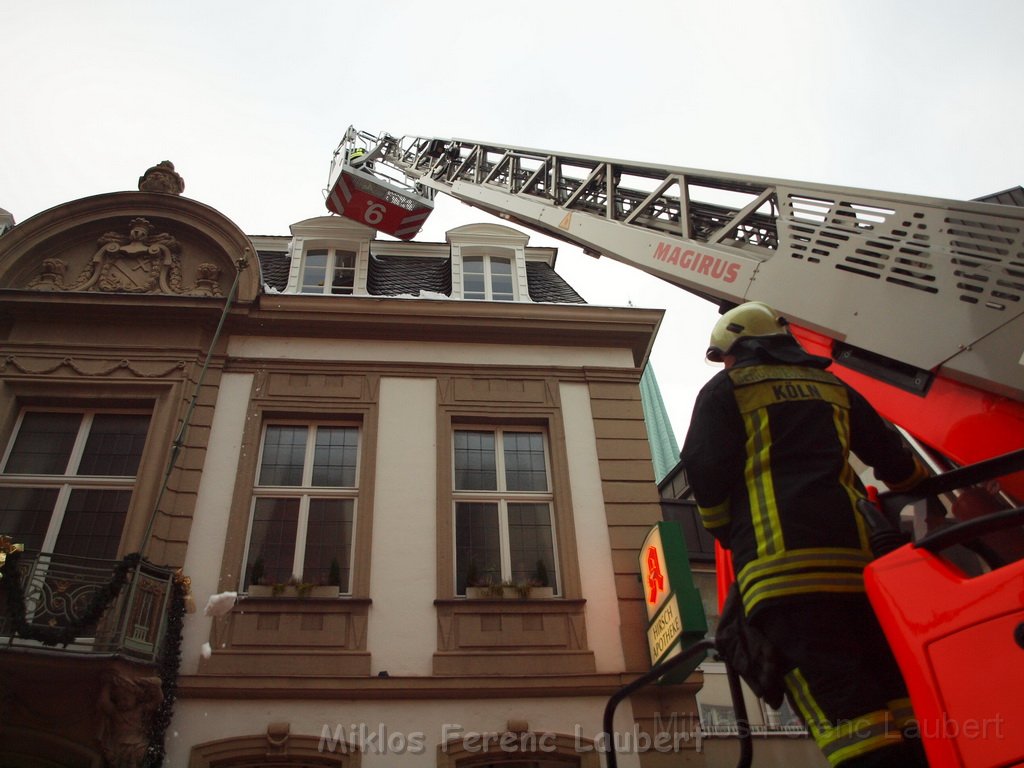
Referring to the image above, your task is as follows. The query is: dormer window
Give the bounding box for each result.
[284,216,376,296]
[300,247,357,295]
[462,254,515,301]
[448,224,533,303]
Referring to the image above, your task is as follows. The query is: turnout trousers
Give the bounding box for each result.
[751,594,929,767]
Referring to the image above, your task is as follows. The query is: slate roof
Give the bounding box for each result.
[367,254,452,296]
[257,251,290,292]
[526,262,586,304]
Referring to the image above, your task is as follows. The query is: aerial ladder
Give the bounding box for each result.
[326,129,1024,767]
[327,129,1023,489]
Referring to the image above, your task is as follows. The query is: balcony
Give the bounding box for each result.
[0,550,178,662]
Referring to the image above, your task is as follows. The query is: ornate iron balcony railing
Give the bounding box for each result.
[0,550,176,663]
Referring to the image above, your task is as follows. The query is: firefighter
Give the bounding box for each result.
[680,301,929,768]
[347,147,373,172]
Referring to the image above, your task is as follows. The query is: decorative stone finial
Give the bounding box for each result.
[0,207,14,236]
[138,161,185,195]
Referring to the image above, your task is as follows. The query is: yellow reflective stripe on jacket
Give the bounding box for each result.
[831,404,871,549]
[737,548,872,614]
[787,669,903,767]
[820,710,902,766]
[742,409,783,558]
[785,668,829,739]
[887,697,916,730]
[698,500,731,529]
[736,548,872,591]
[742,572,867,613]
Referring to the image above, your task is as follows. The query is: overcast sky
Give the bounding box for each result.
[3,0,1022,440]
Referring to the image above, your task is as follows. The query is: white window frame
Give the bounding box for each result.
[451,426,559,595]
[460,253,517,301]
[299,246,358,295]
[241,421,361,594]
[0,408,149,555]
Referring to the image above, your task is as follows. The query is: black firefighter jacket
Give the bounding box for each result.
[680,336,926,618]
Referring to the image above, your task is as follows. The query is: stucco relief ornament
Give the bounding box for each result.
[23,257,68,291]
[27,217,225,295]
[191,261,223,297]
[69,217,184,294]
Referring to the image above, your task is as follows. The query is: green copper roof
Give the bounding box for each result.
[640,364,680,482]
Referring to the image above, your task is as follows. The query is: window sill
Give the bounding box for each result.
[246,585,341,599]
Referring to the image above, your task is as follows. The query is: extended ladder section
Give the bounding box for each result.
[371,133,1023,404]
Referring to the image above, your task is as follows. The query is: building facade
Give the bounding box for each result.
[0,169,706,767]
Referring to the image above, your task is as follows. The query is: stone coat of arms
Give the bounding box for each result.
[27,217,223,296]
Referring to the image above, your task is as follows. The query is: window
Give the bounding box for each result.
[660,500,716,562]
[0,410,150,559]
[300,247,356,295]
[462,255,514,301]
[698,689,807,736]
[243,423,359,591]
[764,697,805,730]
[453,428,557,594]
[699,702,739,733]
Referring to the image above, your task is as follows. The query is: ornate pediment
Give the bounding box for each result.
[25,217,223,296]
[0,190,261,303]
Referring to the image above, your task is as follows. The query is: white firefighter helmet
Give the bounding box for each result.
[706,301,790,362]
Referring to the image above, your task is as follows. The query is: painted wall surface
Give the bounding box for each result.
[560,381,627,673]
[179,372,254,675]
[166,347,662,766]
[165,696,644,767]
[366,377,438,676]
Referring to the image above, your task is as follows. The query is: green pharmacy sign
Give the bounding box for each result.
[638,521,708,682]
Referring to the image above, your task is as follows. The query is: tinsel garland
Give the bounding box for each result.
[0,551,141,646]
[144,574,186,767]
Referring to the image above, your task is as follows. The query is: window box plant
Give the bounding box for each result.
[465,580,554,600]
[463,560,554,599]
[247,575,339,598]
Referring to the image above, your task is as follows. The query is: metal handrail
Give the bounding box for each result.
[602,639,752,768]
[879,447,1024,516]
